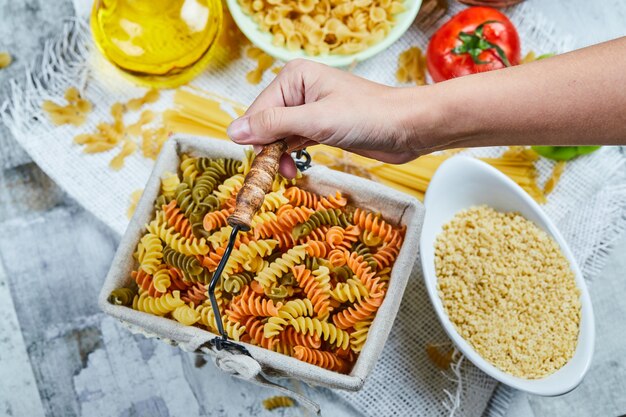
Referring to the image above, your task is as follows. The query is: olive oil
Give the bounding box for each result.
[91,0,222,88]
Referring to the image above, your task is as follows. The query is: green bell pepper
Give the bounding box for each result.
[531,146,601,161]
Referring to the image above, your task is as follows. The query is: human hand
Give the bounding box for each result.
[227,59,437,177]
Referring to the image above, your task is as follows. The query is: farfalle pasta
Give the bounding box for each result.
[238,0,406,55]
[110,151,405,374]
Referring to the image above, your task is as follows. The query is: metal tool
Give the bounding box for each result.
[205,142,311,353]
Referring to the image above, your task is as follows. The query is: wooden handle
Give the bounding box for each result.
[228,141,288,231]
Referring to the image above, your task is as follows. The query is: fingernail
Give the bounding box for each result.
[227,116,251,142]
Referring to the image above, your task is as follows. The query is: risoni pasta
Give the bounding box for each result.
[110,151,405,373]
[238,0,406,55]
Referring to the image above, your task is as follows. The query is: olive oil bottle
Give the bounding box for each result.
[91,0,223,88]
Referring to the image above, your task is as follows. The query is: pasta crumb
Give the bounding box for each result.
[435,206,580,379]
[42,87,92,126]
[0,52,12,68]
[396,46,427,85]
[246,47,275,85]
[543,161,566,195]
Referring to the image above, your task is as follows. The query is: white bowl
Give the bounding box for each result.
[225,0,422,67]
[420,156,595,396]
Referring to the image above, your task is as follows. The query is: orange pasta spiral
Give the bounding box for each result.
[198,245,226,272]
[373,237,401,270]
[203,208,231,232]
[273,230,298,250]
[168,267,192,291]
[163,200,193,239]
[242,316,279,350]
[292,265,331,317]
[332,294,384,329]
[293,346,347,372]
[279,326,322,349]
[328,248,348,267]
[284,186,319,208]
[306,240,330,258]
[352,208,403,244]
[182,283,208,304]
[325,226,344,248]
[277,205,315,229]
[228,286,283,320]
[298,225,330,244]
[132,269,163,297]
[317,191,348,210]
[346,251,383,294]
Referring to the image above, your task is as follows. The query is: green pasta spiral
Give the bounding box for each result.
[292,208,351,239]
[352,242,378,270]
[223,158,243,177]
[163,245,203,278]
[192,166,226,204]
[175,183,195,217]
[223,271,254,294]
[303,256,330,271]
[108,287,136,306]
[331,265,353,281]
[196,157,227,175]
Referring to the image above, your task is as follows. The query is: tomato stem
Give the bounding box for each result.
[451,20,511,67]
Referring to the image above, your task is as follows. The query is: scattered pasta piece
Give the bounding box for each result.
[126,89,160,111]
[127,189,144,218]
[110,139,137,170]
[238,0,406,55]
[110,152,406,374]
[42,87,92,126]
[543,161,566,195]
[271,66,282,75]
[396,46,427,85]
[246,47,275,84]
[425,343,455,370]
[141,127,170,160]
[0,52,12,69]
[262,396,295,410]
[68,89,168,169]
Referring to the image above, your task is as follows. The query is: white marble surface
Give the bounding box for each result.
[0,1,625,417]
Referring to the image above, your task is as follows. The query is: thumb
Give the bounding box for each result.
[227,105,320,145]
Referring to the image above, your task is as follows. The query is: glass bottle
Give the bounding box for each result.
[91,0,223,88]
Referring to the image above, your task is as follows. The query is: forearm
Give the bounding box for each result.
[409,37,626,151]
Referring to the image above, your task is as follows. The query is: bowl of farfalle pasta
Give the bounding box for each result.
[227,0,422,66]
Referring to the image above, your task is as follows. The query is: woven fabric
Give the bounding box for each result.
[2,1,626,417]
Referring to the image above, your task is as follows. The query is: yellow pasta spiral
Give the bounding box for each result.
[172,304,201,326]
[146,212,210,256]
[161,171,181,199]
[349,318,373,353]
[133,291,184,316]
[330,278,369,303]
[152,266,172,293]
[290,316,350,350]
[224,239,279,276]
[255,244,307,288]
[264,299,314,337]
[138,233,163,275]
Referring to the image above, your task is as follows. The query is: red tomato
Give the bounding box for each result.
[427,7,521,82]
